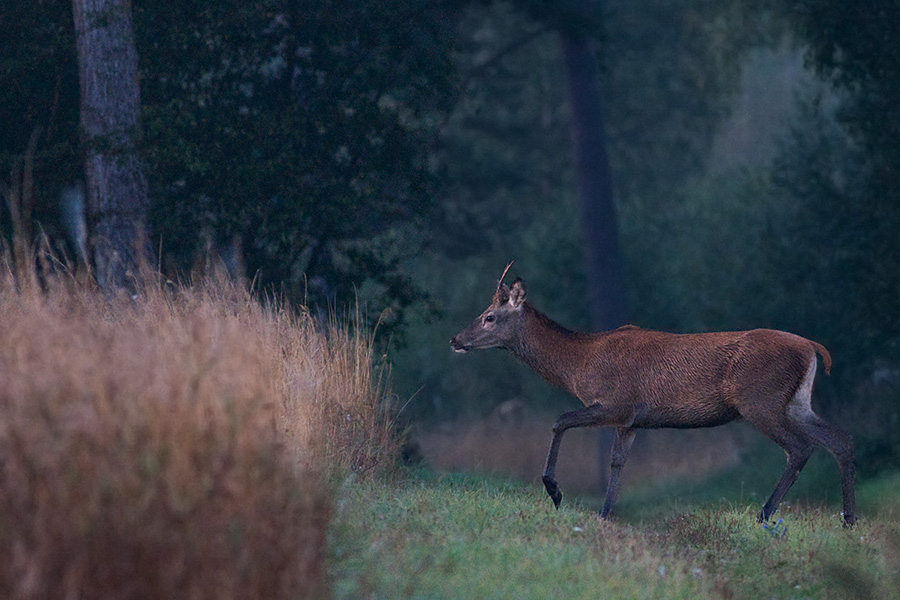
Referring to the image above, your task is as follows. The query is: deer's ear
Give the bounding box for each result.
[509,278,526,308]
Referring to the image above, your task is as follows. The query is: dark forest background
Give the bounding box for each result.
[3,0,899,474]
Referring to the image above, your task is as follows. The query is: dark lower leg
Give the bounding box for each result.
[599,428,636,519]
[840,460,856,526]
[759,447,812,522]
[542,431,564,508]
[803,416,856,526]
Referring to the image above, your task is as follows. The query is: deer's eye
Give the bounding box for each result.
[484,314,495,324]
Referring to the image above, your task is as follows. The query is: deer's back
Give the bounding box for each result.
[572,327,819,428]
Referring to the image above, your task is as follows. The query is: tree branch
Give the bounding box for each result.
[433,24,553,141]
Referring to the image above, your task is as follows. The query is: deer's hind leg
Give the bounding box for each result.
[738,391,816,522]
[753,419,815,523]
[785,361,856,526]
[795,413,856,526]
[744,359,856,526]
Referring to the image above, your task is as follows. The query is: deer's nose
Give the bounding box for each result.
[450,337,469,353]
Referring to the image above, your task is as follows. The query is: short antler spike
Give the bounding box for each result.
[497,260,515,292]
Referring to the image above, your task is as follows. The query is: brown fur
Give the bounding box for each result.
[451,267,856,526]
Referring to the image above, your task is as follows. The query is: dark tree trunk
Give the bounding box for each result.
[72,0,153,290]
[560,33,628,331]
[560,29,627,492]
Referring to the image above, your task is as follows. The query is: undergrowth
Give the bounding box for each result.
[0,263,397,599]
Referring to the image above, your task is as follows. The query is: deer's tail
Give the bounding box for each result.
[812,341,832,376]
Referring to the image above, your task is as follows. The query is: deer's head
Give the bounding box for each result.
[450,262,527,353]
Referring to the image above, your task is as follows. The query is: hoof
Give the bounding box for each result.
[842,513,856,529]
[542,475,562,509]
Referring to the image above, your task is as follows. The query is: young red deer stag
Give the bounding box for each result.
[450,263,856,526]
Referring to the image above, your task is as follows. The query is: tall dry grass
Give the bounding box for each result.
[0,264,397,599]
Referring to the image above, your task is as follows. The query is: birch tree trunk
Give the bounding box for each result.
[560,33,628,331]
[72,0,153,290]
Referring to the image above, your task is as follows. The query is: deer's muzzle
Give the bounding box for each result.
[450,337,469,353]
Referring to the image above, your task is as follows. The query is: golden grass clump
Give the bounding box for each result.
[0,271,397,599]
[282,304,397,475]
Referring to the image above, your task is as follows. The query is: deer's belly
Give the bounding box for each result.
[631,402,741,429]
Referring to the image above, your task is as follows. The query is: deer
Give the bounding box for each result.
[450,262,856,527]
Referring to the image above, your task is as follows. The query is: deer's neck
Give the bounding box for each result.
[508,305,591,394]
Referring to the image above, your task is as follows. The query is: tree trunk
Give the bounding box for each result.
[72,0,153,290]
[560,30,626,492]
[560,33,628,331]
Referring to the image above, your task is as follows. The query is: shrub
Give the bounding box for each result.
[0,270,396,599]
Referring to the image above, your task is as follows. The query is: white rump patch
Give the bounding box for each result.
[787,359,817,421]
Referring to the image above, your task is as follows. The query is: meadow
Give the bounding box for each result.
[330,464,900,600]
[0,263,897,599]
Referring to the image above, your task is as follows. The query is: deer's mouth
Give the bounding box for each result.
[450,338,469,353]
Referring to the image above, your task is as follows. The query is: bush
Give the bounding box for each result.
[0,269,396,599]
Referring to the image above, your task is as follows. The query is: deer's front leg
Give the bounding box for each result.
[542,427,565,508]
[541,403,618,509]
[599,427,637,519]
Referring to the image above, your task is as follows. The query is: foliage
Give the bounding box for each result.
[775,0,900,367]
[0,0,81,251]
[430,2,573,260]
[788,0,900,157]
[431,0,766,258]
[135,0,459,332]
[601,0,776,203]
[2,1,461,334]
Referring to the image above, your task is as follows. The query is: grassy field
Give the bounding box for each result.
[329,465,900,600]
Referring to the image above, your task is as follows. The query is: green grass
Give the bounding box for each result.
[611,442,850,522]
[329,468,900,599]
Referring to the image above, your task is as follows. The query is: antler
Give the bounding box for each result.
[497,260,515,292]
